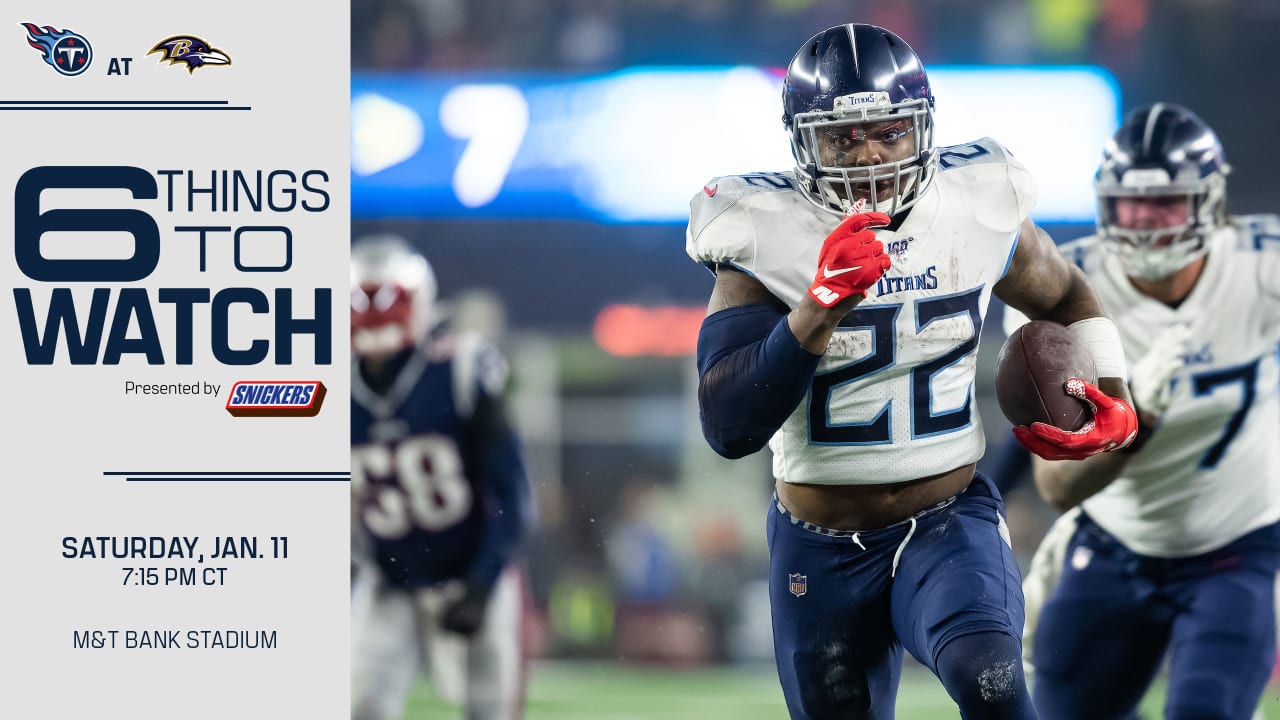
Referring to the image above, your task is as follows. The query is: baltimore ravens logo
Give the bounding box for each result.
[149,35,231,74]
[21,23,92,76]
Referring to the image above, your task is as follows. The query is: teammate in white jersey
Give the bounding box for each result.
[688,23,1137,720]
[1014,104,1280,719]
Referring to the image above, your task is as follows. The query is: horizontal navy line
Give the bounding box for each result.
[0,106,251,111]
[0,100,230,104]
[105,471,349,476]
[126,477,350,482]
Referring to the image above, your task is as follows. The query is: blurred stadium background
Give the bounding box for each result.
[351,0,1280,716]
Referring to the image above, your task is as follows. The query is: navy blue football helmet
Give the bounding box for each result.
[1095,103,1230,279]
[782,24,936,216]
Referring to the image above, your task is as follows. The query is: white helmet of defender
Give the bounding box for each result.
[350,234,437,357]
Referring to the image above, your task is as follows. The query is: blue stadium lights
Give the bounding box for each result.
[352,66,1120,224]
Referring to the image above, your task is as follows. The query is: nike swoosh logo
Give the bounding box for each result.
[823,264,861,278]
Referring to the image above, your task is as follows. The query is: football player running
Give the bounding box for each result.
[349,235,531,720]
[1014,104,1280,720]
[688,23,1136,720]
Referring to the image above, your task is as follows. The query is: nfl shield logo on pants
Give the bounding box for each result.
[788,573,807,597]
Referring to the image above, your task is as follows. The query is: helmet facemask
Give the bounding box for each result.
[1095,170,1226,280]
[790,92,936,216]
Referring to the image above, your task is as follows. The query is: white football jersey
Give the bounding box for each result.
[687,138,1035,485]
[1051,218,1280,557]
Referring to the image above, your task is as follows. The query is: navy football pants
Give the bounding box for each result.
[1033,514,1280,720]
[768,474,1036,719]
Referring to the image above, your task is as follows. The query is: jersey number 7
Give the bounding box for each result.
[1190,359,1259,469]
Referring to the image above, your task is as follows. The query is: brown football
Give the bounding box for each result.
[995,319,1098,430]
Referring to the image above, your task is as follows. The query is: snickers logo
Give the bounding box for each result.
[225,380,326,417]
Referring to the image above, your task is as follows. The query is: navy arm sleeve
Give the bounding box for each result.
[697,303,823,459]
[460,388,531,593]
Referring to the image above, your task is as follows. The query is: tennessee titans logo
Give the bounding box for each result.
[149,35,231,74]
[21,23,92,76]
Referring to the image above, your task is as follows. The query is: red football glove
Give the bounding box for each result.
[1012,378,1139,461]
[808,211,893,307]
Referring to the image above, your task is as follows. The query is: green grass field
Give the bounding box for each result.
[407,661,1280,719]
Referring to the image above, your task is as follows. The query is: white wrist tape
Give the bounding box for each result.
[1068,317,1128,381]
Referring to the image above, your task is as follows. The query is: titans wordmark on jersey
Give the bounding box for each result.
[687,138,1036,485]
[1054,218,1280,557]
[351,334,520,588]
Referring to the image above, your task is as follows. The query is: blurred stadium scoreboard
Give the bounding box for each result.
[353,66,1119,224]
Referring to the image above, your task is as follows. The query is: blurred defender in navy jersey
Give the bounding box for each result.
[1012,104,1280,720]
[350,235,530,720]
[688,22,1138,720]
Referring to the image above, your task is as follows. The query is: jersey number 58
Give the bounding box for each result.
[352,435,473,538]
